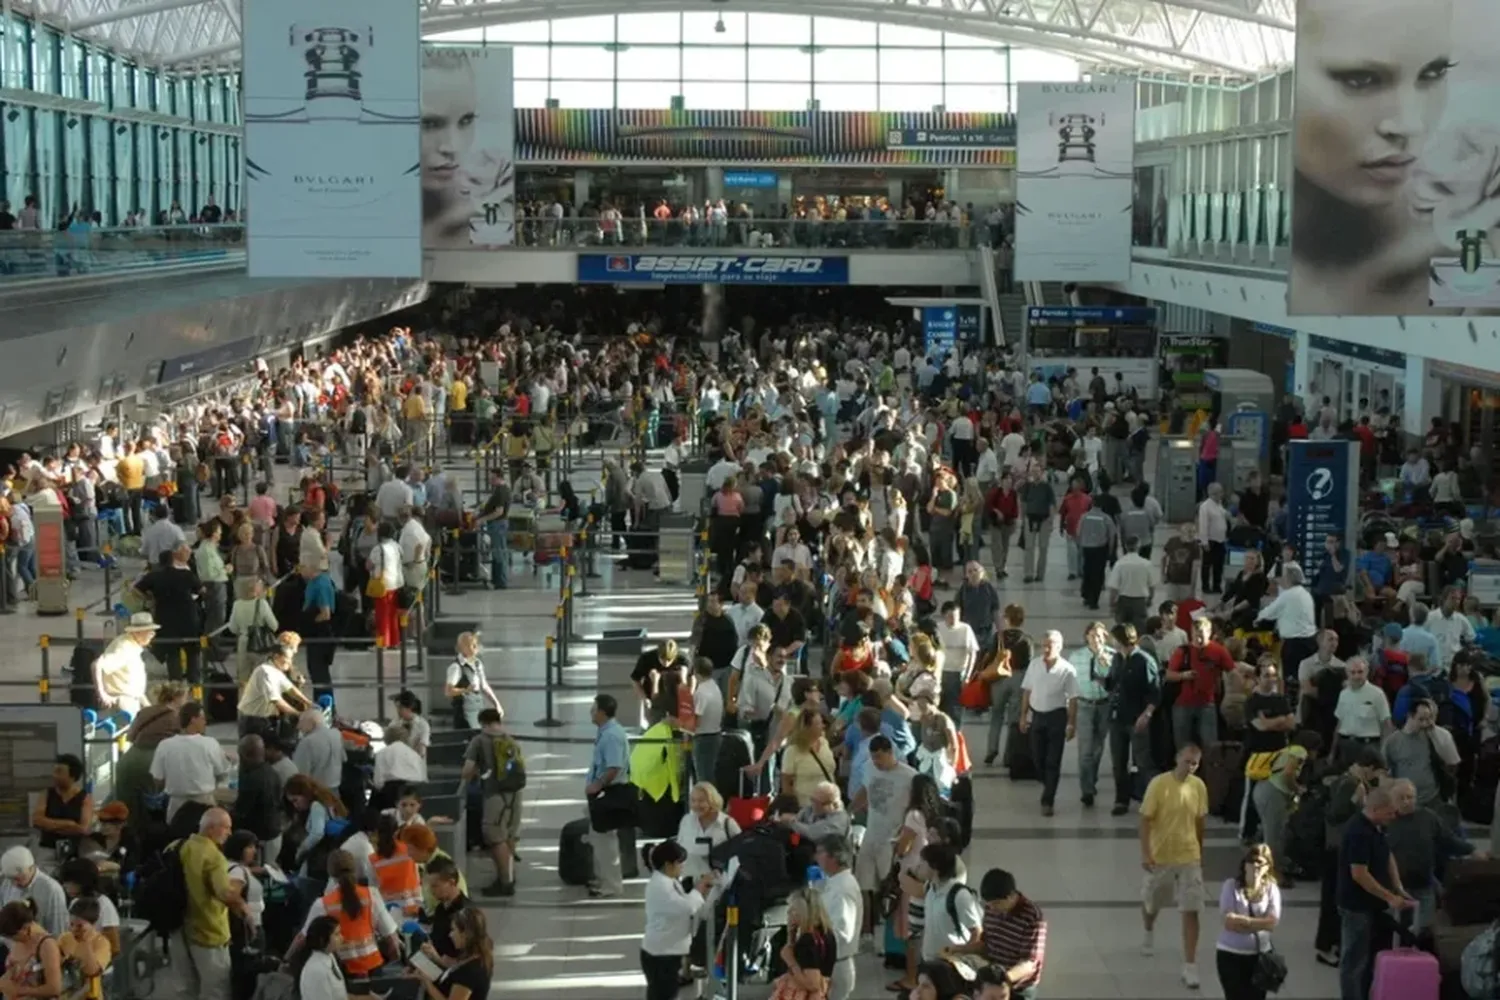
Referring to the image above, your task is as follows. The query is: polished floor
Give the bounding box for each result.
[0,451,1344,1000]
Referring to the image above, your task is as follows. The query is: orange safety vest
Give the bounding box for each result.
[321,885,383,975]
[368,846,422,916]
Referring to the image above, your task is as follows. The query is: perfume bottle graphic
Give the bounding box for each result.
[1052,112,1101,163]
[1459,229,1485,273]
[300,26,366,105]
[1442,228,1494,298]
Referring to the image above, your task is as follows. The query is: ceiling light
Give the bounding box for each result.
[715,15,726,33]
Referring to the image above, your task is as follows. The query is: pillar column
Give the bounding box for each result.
[700,284,725,363]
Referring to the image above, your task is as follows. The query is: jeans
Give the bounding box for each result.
[1339,908,1393,1000]
[1029,708,1069,807]
[1067,536,1082,577]
[1253,780,1293,877]
[1108,722,1156,805]
[1076,700,1110,799]
[986,673,1022,759]
[693,732,721,787]
[1171,703,1219,752]
[1081,545,1109,607]
[15,542,34,588]
[1202,539,1226,593]
[1316,847,1341,952]
[486,520,510,588]
[1217,949,1267,1000]
[988,522,1014,576]
[1023,519,1051,580]
[640,950,683,1000]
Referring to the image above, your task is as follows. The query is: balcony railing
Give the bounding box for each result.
[512,217,986,251]
[0,223,244,283]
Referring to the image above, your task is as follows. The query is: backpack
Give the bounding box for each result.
[492,734,527,793]
[1120,508,1152,546]
[1462,921,1500,1000]
[132,839,189,935]
[945,883,980,935]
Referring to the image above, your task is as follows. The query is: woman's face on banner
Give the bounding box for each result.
[1295,0,1453,209]
[421,63,479,197]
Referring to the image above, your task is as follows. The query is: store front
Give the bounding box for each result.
[1304,334,1406,425]
[1430,361,1500,482]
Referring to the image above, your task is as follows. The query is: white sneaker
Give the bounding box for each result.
[1140,930,1154,956]
[1181,964,1200,989]
[860,932,875,954]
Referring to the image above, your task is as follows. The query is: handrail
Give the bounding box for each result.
[0,223,244,284]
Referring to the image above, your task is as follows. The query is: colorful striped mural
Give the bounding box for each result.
[514,108,1017,165]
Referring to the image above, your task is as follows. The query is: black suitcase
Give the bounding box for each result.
[712,729,755,803]
[1005,723,1037,781]
[625,533,656,570]
[559,817,595,886]
[636,791,686,839]
[204,665,237,723]
[947,775,974,849]
[68,639,106,709]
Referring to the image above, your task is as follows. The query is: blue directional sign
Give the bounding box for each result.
[1286,439,1359,586]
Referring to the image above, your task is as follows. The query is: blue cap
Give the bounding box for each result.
[82,709,98,725]
[1383,622,1403,641]
[402,920,422,935]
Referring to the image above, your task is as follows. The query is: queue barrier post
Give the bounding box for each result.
[534,635,563,728]
[38,635,51,704]
[574,533,593,599]
[585,516,601,580]
[0,543,12,616]
[413,599,428,675]
[74,607,85,641]
[375,641,388,724]
[187,646,201,702]
[398,613,410,691]
[446,530,463,597]
[98,547,114,616]
[428,565,442,624]
[725,898,741,1000]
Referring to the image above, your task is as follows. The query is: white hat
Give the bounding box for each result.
[123,613,160,635]
[1384,532,1399,548]
[0,845,34,877]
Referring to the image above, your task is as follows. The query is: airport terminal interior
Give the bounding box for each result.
[0,1,1499,1000]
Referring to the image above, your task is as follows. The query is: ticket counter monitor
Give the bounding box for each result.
[1156,437,1199,523]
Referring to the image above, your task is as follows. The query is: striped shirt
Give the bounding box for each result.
[981,894,1047,989]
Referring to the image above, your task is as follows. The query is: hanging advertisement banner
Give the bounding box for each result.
[577,253,849,285]
[1288,0,1500,315]
[242,0,422,277]
[1013,80,1134,282]
[421,45,516,249]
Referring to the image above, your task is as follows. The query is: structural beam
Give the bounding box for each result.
[69,0,211,31]
[159,37,236,63]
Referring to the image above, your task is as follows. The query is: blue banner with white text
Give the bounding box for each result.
[577,253,849,285]
[1286,439,1359,587]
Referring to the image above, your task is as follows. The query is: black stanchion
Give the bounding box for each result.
[98,546,114,616]
[38,635,51,704]
[398,613,410,691]
[726,897,741,1000]
[534,635,563,728]
[74,608,85,641]
[0,544,12,616]
[375,643,388,723]
[445,531,463,597]
[414,602,428,674]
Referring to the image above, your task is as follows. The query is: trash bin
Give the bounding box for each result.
[599,627,647,659]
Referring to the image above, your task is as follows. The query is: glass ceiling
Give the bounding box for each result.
[29,0,1294,76]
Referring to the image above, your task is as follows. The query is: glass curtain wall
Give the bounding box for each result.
[0,11,241,227]
[429,14,1079,111]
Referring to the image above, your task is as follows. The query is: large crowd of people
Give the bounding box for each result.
[0,287,1496,1000]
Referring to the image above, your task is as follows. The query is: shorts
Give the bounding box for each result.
[1141,863,1205,913]
[854,836,894,892]
[483,792,522,846]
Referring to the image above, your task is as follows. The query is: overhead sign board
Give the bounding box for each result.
[577,253,849,286]
[886,127,1016,149]
[723,171,779,188]
[1027,306,1157,325]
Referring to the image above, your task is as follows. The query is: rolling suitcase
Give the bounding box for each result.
[947,775,975,849]
[713,729,754,803]
[1370,947,1439,1000]
[727,772,770,831]
[1200,741,1244,818]
[1005,723,1037,781]
[558,817,595,886]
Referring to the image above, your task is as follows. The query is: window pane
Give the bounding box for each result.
[515,80,549,107]
[813,17,875,44]
[684,46,746,82]
[551,80,613,107]
[617,13,679,44]
[683,11,746,44]
[878,24,941,46]
[748,82,810,109]
[814,82,877,110]
[683,81,746,110]
[944,83,1009,111]
[748,14,810,45]
[617,80,679,108]
[427,27,484,42]
[617,45,678,80]
[1011,49,1078,81]
[879,47,942,83]
[554,47,615,78]
[814,47,875,82]
[749,47,809,81]
[551,15,614,42]
[945,47,1007,84]
[944,31,991,47]
[513,44,549,78]
[879,82,943,111]
[485,21,549,42]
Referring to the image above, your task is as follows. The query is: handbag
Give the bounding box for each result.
[1250,932,1288,993]
[587,783,638,833]
[959,677,991,711]
[247,623,278,656]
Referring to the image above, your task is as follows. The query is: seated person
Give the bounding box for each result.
[1216,549,1269,632]
[33,753,93,854]
[59,898,112,1000]
[57,858,122,957]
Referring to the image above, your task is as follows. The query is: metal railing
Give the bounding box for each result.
[0,222,244,282]
[510,217,982,251]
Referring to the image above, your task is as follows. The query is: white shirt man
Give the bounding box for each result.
[373,736,427,789]
[693,674,724,737]
[999,430,1026,467]
[950,415,975,444]
[706,457,741,492]
[150,728,231,820]
[1107,550,1159,601]
[737,658,792,725]
[936,616,980,676]
[633,468,672,513]
[726,598,764,645]
[821,858,862,999]
[1020,638,1082,714]
[1335,661,1393,742]
[975,444,1000,487]
[399,514,432,581]
[1427,606,1477,669]
[921,877,984,963]
[771,540,813,572]
[375,478,414,521]
[93,628,154,714]
[1257,573,1318,640]
[1197,491,1228,545]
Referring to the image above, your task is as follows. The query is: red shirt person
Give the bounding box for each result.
[1165,617,1236,749]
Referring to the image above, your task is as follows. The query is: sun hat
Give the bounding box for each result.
[123,613,160,635]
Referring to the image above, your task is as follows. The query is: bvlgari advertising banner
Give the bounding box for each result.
[1290,0,1500,315]
[1014,80,1135,282]
[242,0,421,278]
[421,46,516,249]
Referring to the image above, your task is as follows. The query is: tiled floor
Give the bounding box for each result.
[0,450,1343,1000]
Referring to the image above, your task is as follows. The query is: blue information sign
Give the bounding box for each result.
[158,337,260,384]
[1286,440,1359,586]
[1026,306,1158,325]
[723,171,778,188]
[922,305,983,357]
[577,253,849,286]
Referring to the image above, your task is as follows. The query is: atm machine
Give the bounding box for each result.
[1155,437,1199,522]
[1204,369,1274,493]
